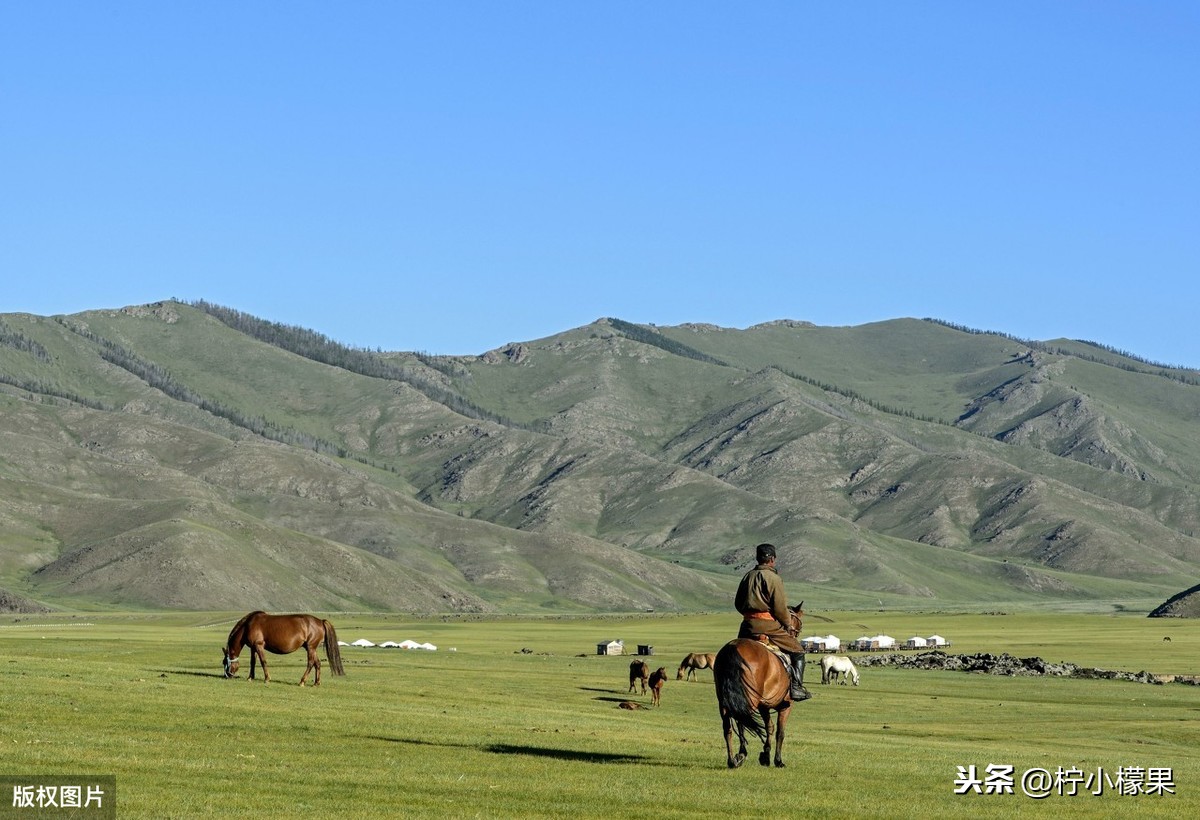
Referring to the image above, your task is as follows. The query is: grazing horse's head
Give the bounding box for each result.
[222,647,240,678]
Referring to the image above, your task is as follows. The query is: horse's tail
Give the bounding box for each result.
[714,644,767,742]
[323,620,345,676]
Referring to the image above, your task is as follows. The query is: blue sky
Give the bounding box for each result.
[3,3,1197,364]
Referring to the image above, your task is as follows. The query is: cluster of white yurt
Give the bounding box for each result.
[341,638,437,650]
[905,634,950,648]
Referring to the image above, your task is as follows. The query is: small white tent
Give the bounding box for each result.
[906,636,928,649]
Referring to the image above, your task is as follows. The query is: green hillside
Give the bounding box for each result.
[2,302,1199,614]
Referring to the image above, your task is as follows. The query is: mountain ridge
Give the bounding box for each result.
[2,301,1198,614]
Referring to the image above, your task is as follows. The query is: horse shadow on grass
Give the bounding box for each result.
[151,668,227,679]
[579,686,650,706]
[362,736,680,767]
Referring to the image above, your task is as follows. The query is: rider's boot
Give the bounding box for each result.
[786,651,812,701]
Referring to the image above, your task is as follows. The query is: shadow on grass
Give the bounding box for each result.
[363,736,676,766]
[484,743,649,764]
[151,668,227,679]
[153,668,318,685]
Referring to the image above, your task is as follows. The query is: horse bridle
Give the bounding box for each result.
[223,651,240,676]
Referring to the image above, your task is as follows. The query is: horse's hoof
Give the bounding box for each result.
[729,754,745,769]
[759,752,771,767]
[775,761,786,768]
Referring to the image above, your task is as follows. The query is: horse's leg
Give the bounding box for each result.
[254,642,270,683]
[758,705,774,767]
[722,712,746,769]
[773,703,791,768]
[297,641,318,687]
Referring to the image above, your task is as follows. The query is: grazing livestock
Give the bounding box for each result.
[223,611,344,686]
[820,655,860,686]
[677,652,717,681]
[648,667,668,706]
[714,604,809,769]
[629,659,649,694]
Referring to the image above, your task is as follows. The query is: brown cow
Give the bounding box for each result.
[649,667,668,707]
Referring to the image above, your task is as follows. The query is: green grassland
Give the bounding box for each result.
[3,611,1198,819]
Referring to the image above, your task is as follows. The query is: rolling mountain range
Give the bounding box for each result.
[2,300,1199,614]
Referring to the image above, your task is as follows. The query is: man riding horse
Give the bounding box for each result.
[735,542,810,701]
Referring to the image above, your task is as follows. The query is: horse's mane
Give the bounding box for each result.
[225,610,264,650]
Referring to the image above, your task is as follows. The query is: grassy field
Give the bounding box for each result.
[2,610,1199,818]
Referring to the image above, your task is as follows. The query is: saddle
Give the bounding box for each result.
[755,633,789,663]
[756,634,811,701]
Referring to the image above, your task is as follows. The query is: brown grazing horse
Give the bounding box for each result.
[648,667,668,706]
[223,611,345,686]
[628,659,649,694]
[677,652,717,681]
[713,603,805,768]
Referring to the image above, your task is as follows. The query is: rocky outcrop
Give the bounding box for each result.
[1149,582,1200,618]
[0,589,52,613]
[855,650,1200,686]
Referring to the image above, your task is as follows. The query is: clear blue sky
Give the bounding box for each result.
[3,3,1197,364]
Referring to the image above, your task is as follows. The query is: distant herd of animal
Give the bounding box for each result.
[625,650,858,707]
[221,608,859,769]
